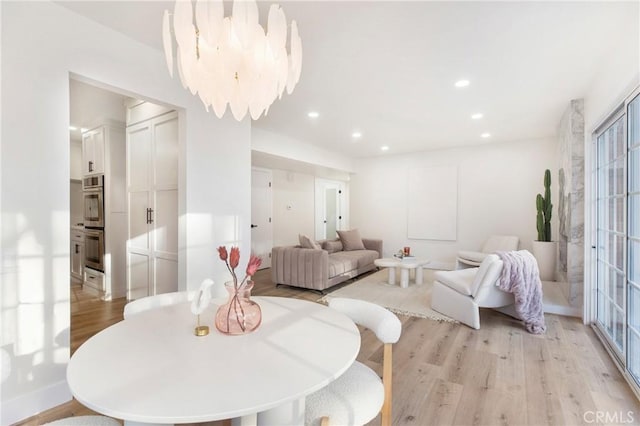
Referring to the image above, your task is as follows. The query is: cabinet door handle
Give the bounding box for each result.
[75,244,79,254]
[149,208,154,224]
[88,161,94,172]
[146,208,150,224]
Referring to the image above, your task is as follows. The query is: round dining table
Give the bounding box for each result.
[67,296,360,426]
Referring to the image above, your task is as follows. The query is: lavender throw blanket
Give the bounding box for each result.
[496,250,546,334]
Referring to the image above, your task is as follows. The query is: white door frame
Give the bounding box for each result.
[314,178,347,241]
[251,167,273,269]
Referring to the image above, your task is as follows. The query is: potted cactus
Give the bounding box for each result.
[532,169,557,281]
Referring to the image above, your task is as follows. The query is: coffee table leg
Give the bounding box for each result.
[387,267,396,285]
[415,266,424,285]
[400,269,409,288]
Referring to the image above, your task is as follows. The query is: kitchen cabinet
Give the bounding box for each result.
[71,229,84,282]
[126,110,178,300]
[80,122,127,300]
[82,127,105,176]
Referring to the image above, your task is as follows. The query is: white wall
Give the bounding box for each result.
[350,138,558,267]
[271,170,316,247]
[0,2,250,423]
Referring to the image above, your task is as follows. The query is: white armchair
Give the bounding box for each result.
[431,254,515,329]
[456,235,519,269]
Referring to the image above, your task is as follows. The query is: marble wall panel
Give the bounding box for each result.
[557,99,585,308]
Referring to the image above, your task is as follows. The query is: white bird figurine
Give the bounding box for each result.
[191,278,214,315]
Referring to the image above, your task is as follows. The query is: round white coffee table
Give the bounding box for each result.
[374,257,430,288]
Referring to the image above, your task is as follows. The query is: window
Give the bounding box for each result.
[594,89,640,390]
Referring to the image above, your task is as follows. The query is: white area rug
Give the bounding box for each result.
[320,269,457,323]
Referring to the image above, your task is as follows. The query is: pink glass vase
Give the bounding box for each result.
[215,281,262,335]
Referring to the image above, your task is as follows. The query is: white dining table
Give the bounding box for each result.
[67,296,360,426]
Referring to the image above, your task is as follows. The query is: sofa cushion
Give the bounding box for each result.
[323,239,343,253]
[333,249,379,269]
[328,254,358,278]
[434,268,478,296]
[299,234,321,250]
[337,229,365,251]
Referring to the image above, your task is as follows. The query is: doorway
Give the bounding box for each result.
[69,77,182,310]
[315,179,346,240]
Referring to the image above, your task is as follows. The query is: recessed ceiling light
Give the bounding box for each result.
[471,113,483,120]
[454,79,470,88]
[352,132,362,139]
[307,111,319,118]
[480,132,491,138]
[69,126,77,131]
[381,146,389,151]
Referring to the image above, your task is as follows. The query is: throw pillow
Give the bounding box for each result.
[322,240,343,253]
[337,229,365,251]
[299,234,321,250]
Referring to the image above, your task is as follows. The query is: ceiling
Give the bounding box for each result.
[58,1,638,158]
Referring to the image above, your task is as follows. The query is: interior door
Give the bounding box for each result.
[315,179,345,240]
[251,168,273,269]
[325,187,338,239]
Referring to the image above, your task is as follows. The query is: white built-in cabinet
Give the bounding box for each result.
[82,127,105,176]
[126,107,178,300]
[80,123,127,300]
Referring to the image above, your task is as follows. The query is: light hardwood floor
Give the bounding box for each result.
[15,270,640,425]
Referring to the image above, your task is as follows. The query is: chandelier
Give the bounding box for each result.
[162,0,302,121]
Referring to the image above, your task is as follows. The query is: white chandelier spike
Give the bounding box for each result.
[162,0,302,121]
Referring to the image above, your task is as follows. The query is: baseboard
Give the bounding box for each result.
[1,380,72,425]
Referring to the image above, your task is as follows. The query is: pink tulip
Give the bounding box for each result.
[229,247,240,269]
[217,246,228,261]
[246,255,262,277]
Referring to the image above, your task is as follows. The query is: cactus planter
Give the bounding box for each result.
[536,169,553,242]
[533,169,557,281]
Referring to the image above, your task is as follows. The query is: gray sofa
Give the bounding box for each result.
[271,238,383,291]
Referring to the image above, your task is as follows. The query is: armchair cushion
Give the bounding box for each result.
[434,268,478,296]
[337,229,366,251]
[457,250,489,263]
[471,254,502,298]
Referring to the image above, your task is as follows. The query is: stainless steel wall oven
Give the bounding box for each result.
[83,175,104,228]
[84,228,104,272]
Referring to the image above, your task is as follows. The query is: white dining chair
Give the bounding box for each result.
[305,298,402,426]
[43,415,120,425]
[123,291,196,319]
